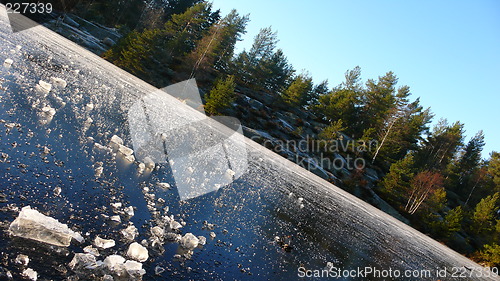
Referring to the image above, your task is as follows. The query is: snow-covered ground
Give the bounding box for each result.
[0,7,498,280]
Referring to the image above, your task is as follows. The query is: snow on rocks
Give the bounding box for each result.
[94,236,115,249]
[50,77,67,88]
[126,242,149,262]
[8,206,84,247]
[180,233,199,250]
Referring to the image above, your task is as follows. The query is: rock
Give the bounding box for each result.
[15,254,29,266]
[9,206,84,247]
[50,77,67,88]
[121,225,138,241]
[102,37,116,47]
[180,233,199,250]
[94,236,115,249]
[127,242,148,262]
[124,260,145,278]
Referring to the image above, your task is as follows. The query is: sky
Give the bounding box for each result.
[211,0,500,159]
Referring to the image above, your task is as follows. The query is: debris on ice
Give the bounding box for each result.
[94,236,115,249]
[180,233,199,250]
[50,77,67,88]
[127,242,149,262]
[22,268,37,280]
[15,254,29,266]
[9,206,84,247]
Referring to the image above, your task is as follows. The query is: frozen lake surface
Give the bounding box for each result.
[0,9,498,280]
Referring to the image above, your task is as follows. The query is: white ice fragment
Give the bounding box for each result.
[103,255,125,273]
[124,154,135,162]
[121,225,138,241]
[157,182,171,190]
[143,157,155,170]
[4,58,13,67]
[197,236,206,246]
[50,77,67,88]
[110,135,123,146]
[155,265,165,275]
[110,202,122,209]
[169,220,182,231]
[94,236,115,249]
[209,232,216,239]
[86,103,94,111]
[83,245,100,257]
[180,233,199,250]
[41,105,56,117]
[53,186,61,196]
[124,206,134,217]
[297,197,304,203]
[9,206,84,247]
[137,163,146,174]
[68,253,99,271]
[110,215,121,223]
[118,145,134,156]
[36,80,52,95]
[15,254,29,266]
[94,167,103,177]
[124,260,146,278]
[187,166,194,174]
[225,168,236,179]
[164,232,181,242]
[127,242,149,262]
[151,226,164,238]
[22,268,37,280]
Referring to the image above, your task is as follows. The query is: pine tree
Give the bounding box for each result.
[380,153,416,205]
[281,73,313,107]
[472,192,500,234]
[204,76,236,115]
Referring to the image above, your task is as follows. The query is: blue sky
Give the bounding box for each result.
[211,0,500,158]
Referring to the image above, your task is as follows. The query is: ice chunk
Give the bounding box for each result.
[103,255,125,273]
[121,225,138,241]
[68,253,100,271]
[83,245,100,256]
[118,145,134,156]
[95,167,103,177]
[151,226,164,238]
[164,232,181,242]
[209,232,216,239]
[124,154,135,162]
[197,236,206,246]
[41,105,56,117]
[50,77,67,88]
[35,80,52,95]
[155,265,165,275]
[124,260,146,278]
[144,157,155,170]
[4,58,13,67]
[15,254,29,266]
[157,182,171,190]
[180,233,199,250]
[110,215,121,223]
[94,236,115,249]
[124,206,134,217]
[22,268,37,280]
[110,135,124,146]
[9,206,84,247]
[53,187,61,196]
[137,163,146,174]
[127,242,148,262]
[86,103,94,111]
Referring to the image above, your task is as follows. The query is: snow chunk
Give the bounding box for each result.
[180,233,199,250]
[9,206,84,247]
[22,268,37,280]
[50,77,67,88]
[94,236,115,249]
[127,242,148,262]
